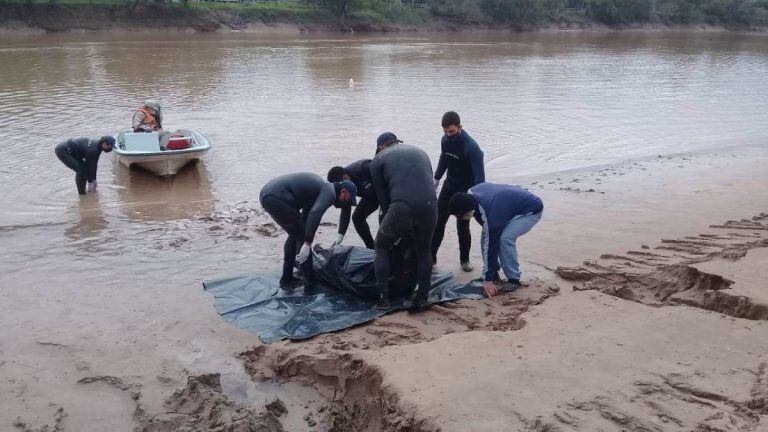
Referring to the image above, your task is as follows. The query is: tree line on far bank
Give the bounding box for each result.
[13,0,767,29]
[316,0,768,28]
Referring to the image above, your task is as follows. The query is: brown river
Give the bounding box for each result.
[0,30,767,430]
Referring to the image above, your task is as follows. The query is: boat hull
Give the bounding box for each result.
[117,149,208,176]
[114,129,211,177]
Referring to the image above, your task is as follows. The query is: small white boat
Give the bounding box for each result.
[114,130,211,176]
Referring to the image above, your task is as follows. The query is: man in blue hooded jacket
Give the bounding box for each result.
[448,183,543,297]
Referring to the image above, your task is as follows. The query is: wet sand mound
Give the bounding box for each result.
[557,213,768,320]
[240,280,560,430]
[153,203,280,250]
[73,373,284,432]
[137,374,284,432]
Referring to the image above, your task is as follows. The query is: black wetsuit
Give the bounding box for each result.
[432,129,485,264]
[339,159,378,249]
[370,144,437,304]
[54,138,104,195]
[259,173,337,282]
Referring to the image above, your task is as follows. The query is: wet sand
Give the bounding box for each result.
[3,144,766,431]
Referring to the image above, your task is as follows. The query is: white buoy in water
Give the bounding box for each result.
[349,78,354,88]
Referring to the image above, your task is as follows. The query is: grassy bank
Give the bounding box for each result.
[0,0,766,32]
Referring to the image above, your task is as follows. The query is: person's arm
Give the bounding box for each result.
[484,226,502,282]
[304,185,335,243]
[434,150,447,181]
[85,145,101,183]
[370,158,389,215]
[473,209,484,226]
[132,111,146,132]
[338,206,351,236]
[468,140,485,186]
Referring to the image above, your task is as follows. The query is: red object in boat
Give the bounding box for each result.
[167,135,191,150]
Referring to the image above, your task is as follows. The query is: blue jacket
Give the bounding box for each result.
[470,183,543,281]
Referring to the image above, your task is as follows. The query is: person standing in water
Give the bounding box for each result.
[259,173,357,288]
[432,111,485,272]
[370,132,437,310]
[54,136,115,195]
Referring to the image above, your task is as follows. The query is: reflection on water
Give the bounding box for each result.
[0,31,767,230]
[113,161,214,222]
[64,195,108,242]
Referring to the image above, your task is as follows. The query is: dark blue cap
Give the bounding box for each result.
[100,136,115,152]
[335,180,358,206]
[376,132,402,149]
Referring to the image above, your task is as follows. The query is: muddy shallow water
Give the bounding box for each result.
[1,30,768,431]
[1,31,768,228]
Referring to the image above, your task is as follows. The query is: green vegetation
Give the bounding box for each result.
[424,0,768,27]
[1,0,766,29]
[190,1,335,24]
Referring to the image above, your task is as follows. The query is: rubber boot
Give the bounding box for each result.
[375,288,391,310]
[410,288,429,312]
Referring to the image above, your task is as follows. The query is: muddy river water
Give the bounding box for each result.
[1,30,767,430]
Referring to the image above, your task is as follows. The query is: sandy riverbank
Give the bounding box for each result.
[2,144,767,431]
[242,145,768,430]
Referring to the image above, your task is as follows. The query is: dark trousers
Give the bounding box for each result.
[352,194,378,249]
[431,183,471,263]
[260,194,313,281]
[375,201,436,302]
[55,144,87,195]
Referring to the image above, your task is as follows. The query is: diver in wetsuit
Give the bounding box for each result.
[54,136,115,196]
[370,132,437,310]
[259,173,357,288]
[432,111,485,272]
[327,159,378,249]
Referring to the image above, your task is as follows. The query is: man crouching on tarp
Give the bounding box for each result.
[259,172,357,289]
[370,132,437,310]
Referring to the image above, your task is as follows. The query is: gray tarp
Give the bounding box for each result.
[203,245,484,343]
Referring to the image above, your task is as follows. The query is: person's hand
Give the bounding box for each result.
[433,178,440,191]
[483,281,498,298]
[296,243,311,264]
[332,234,344,248]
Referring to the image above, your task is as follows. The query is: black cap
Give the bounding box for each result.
[448,193,476,216]
[100,136,115,152]
[376,132,402,149]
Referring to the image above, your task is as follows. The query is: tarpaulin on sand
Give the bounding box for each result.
[203,245,484,343]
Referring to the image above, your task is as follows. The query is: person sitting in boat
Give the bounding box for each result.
[132,101,163,133]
